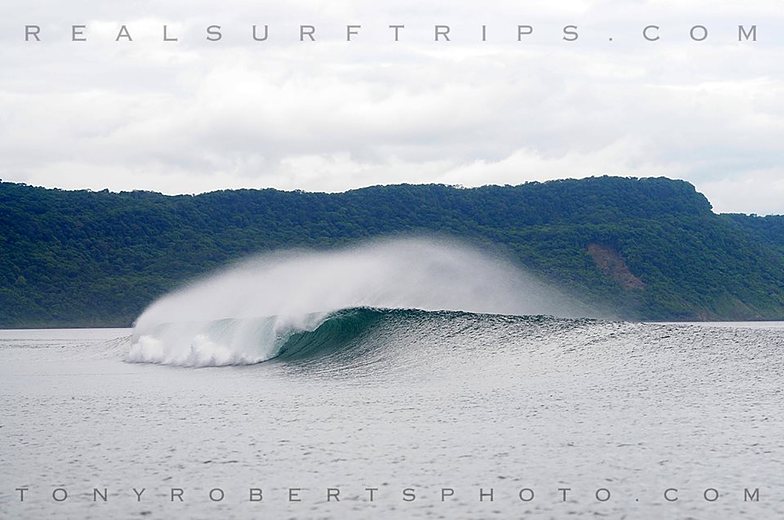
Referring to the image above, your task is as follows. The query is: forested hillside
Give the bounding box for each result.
[724,214,784,255]
[1,176,783,327]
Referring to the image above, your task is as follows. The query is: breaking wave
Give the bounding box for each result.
[128,238,590,367]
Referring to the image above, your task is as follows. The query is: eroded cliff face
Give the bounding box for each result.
[586,243,645,290]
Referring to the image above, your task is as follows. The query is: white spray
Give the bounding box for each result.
[128,237,584,366]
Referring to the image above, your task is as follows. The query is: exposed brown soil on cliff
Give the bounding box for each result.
[587,244,645,290]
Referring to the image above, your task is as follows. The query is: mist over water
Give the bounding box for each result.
[128,237,586,366]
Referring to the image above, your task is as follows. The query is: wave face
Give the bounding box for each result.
[129,238,589,367]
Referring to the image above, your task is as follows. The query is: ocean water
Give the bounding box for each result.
[2,311,783,519]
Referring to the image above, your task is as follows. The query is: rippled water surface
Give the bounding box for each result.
[1,315,783,519]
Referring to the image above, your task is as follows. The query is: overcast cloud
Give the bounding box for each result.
[1,0,782,214]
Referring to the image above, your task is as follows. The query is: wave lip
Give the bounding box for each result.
[274,307,385,361]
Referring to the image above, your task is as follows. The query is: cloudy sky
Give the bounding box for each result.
[1,0,783,214]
